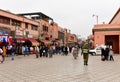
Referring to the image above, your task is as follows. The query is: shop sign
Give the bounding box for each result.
[0,35,8,42]
[28,34,33,38]
[0,31,8,35]
[16,30,23,36]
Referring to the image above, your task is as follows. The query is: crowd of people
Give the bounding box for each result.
[35,45,74,58]
[0,44,16,63]
[0,43,79,63]
[0,41,115,66]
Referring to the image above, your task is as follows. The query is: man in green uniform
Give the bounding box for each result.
[82,42,89,66]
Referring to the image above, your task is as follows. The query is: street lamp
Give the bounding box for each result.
[92,14,98,24]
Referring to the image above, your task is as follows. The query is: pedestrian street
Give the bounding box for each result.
[0,53,120,82]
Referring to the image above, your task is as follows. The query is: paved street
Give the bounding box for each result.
[0,53,120,82]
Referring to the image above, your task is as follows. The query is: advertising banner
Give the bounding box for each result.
[0,35,8,42]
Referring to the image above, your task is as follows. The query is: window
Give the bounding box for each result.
[0,16,10,25]
[25,23,28,29]
[43,25,48,32]
[70,36,74,40]
[31,25,38,31]
[11,20,21,27]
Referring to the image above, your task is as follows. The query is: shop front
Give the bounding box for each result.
[24,38,39,54]
[0,27,12,46]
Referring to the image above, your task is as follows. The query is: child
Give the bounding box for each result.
[109,49,114,61]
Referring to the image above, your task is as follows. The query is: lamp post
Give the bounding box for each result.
[92,14,98,24]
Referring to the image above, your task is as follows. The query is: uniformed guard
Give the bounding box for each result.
[82,42,89,65]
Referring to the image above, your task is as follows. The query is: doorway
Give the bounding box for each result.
[105,35,119,53]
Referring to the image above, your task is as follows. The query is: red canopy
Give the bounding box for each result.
[26,38,39,46]
[41,40,52,44]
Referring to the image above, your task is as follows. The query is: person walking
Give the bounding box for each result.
[101,47,105,61]
[61,45,64,55]
[48,46,53,58]
[109,49,114,61]
[11,45,15,60]
[24,45,29,56]
[39,46,43,57]
[105,45,110,61]
[35,46,39,58]
[6,44,12,57]
[52,45,56,55]
[0,46,3,63]
[44,46,48,57]
[42,46,46,57]
[81,42,89,66]
[2,46,6,62]
[72,46,78,59]
[64,46,68,56]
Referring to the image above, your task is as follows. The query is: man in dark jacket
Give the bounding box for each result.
[105,46,110,61]
[101,48,105,61]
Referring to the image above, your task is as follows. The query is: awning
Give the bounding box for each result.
[41,40,53,44]
[27,38,39,46]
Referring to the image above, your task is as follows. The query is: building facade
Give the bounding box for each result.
[58,26,64,46]
[93,8,120,54]
[63,28,77,46]
[0,9,39,46]
[67,33,77,46]
[0,9,78,47]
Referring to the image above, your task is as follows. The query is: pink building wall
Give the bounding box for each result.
[0,9,39,38]
[40,20,58,40]
[109,8,120,24]
[51,22,58,39]
[93,8,120,54]
[0,9,77,46]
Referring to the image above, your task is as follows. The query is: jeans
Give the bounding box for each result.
[11,52,14,60]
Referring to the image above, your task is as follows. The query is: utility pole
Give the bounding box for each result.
[92,14,98,24]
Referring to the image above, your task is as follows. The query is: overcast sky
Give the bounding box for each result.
[0,0,120,38]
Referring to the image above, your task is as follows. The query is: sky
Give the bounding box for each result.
[0,0,120,39]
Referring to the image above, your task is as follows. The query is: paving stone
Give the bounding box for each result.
[0,53,120,82]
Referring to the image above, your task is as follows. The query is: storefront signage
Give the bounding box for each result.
[0,35,8,42]
[16,30,23,36]
[28,34,33,38]
[0,31,8,35]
